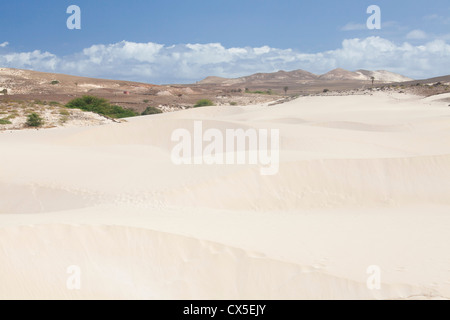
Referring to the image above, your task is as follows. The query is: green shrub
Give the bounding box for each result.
[323,89,330,93]
[51,80,60,85]
[194,99,215,108]
[230,102,238,106]
[141,106,162,115]
[0,118,11,125]
[26,113,44,127]
[1,89,7,95]
[66,95,138,119]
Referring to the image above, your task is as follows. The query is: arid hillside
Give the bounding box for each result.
[0,68,278,113]
[194,68,413,94]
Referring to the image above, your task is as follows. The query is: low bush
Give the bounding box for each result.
[194,99,215,108]
[66,95,138,119]
[26,113,44,127]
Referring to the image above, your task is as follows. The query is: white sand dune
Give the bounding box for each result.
[0,92,449,299]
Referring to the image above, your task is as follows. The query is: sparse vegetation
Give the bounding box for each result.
[230,102,238,106]
[66,95,138,119]
[323,89,330,93]
[245,89,274,95]
[141,106,162,115]
[0,99,118,131]
[0,118,12,125]
[51,80,60,85]
[59,109,70,116]
[34,100,46,105]
[59,115,69,125]
[26,113,44,127]
[194,99,215,108]
[25,108,37,114]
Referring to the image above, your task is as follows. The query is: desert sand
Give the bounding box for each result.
[0,91,449,300]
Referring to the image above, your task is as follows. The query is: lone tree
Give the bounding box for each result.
[283,86,289,95]
[371,76,375,86]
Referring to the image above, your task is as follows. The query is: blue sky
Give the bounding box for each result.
[1,0,450,83]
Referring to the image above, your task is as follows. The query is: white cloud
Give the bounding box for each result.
[1,50,59,70]
[406,30,428,40]
[0,42,9,48]
[1,37,450,83]
[341,23,367,31]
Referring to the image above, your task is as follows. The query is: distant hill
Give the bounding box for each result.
[198,68,413,86]
[239,69,319,82]
[355,70,413,83]
[198,69,318,85]
[198,76,230,85]
[318,68,366,81]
